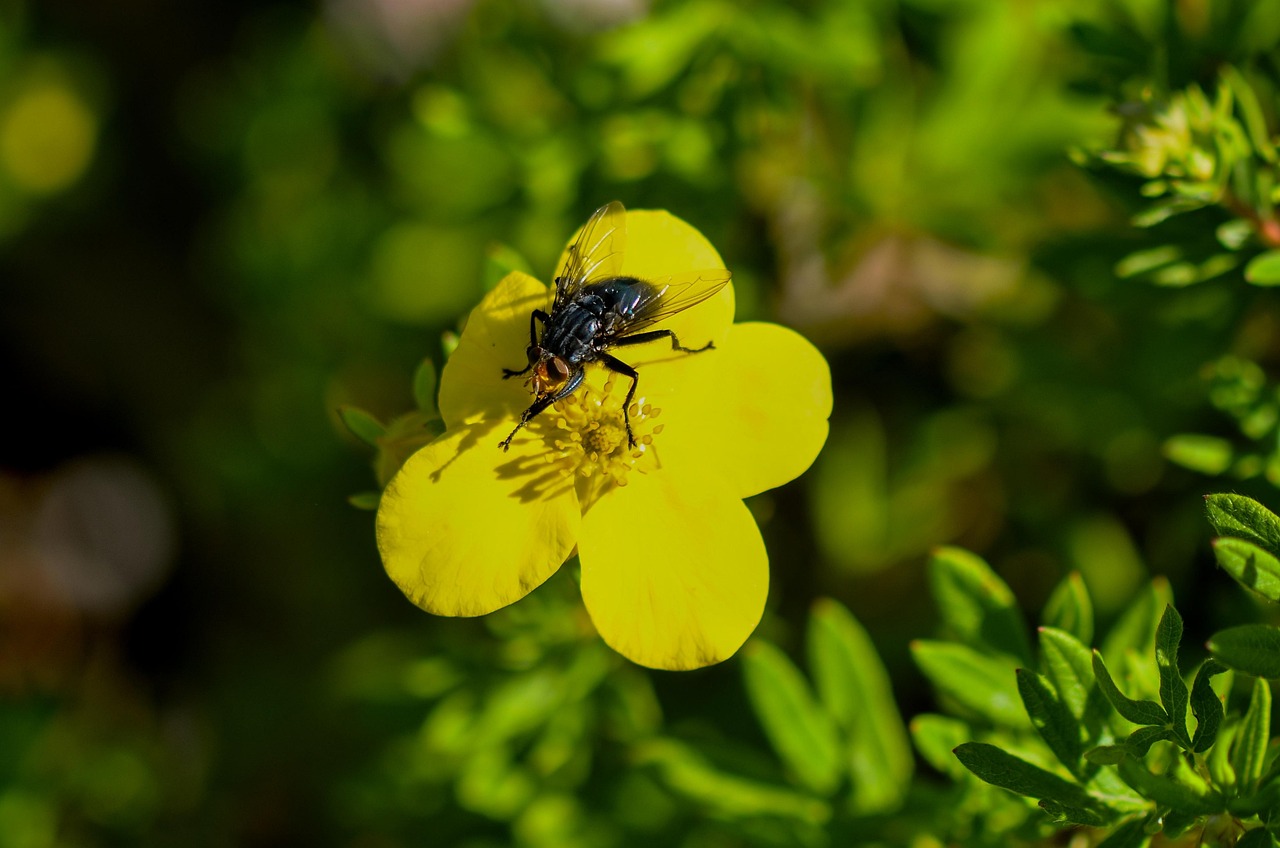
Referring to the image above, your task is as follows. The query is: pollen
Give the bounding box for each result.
[534,377,662,506]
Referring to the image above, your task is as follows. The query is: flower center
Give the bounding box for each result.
[531,376,664,504]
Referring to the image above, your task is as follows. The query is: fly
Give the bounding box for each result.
[499,201,730,451]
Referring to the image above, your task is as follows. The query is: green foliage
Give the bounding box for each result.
[806,599,913,815]
[924,490,1280,844]
[740,599,913,824]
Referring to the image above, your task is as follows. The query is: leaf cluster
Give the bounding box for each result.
[916,542,1280,847]
[1085,66,1280,288]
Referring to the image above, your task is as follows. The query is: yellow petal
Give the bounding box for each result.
[577,466,768,670]
[438,271,550,429]
[376,420,579,616]
[554,207,736,357]
[659,322,832,499]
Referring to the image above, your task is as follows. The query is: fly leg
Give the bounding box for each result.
[612,328,715,354]
[499,367,584,451]
[502,309,550,378]
[599,354,641,449]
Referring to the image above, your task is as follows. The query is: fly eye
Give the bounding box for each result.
[550,359,571,380]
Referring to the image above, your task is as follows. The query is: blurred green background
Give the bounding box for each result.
[4,0,1280,844]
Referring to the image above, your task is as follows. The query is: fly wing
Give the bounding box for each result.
[619,269,732,335]
[554,201,626,311]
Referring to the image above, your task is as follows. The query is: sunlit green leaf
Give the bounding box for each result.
[1092,651,1167,727]
[909,714,970,780]
[1233,677,1272,792]
[1247,251,1280,285]
[741,640,841,795]
[1213,537,1280,602]
[1042,573,1093,646]
[1218,218,1254,250]
[1209,625,1280,678]
[1163,434,1233,474]
[927,546,1033,665]
[807,598,911,813]
[1040,627,1108,741]
[911,641,1023,726]
[1205,494,1280,557]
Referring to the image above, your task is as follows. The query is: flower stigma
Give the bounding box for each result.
[531,376,664,506]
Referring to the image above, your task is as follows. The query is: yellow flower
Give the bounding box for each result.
[376,208,831,670]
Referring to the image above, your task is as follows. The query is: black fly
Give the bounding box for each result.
[499,201,731,451]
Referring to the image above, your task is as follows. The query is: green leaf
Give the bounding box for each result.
[1205,494,1280,558]
[1100,581,1172,701]
[412,359,438,415]
[1213,537,1280,602]
[347,491,380,510]
[1040,627,1108,739]
[1017,669,1083,776]
[806,598,912,814]
[338,405,385,446]
[1247,251,1280,286]
[1042,573,1094,646]
[1233,677,1272,792]
[909,714,969,780]
[1117,758,1223,815]
[1164,434,1233,474]
[1218,218,1255,250]
[1190,659,1228,752]
[1209,625,1280,678]
[953,742,1103,812]
[1084,745,1127,765]
[1038,798,1109,827]
[1222,66,1276,163]
[1115,245,1181,278]
[634,740,831,824]
[483,242,533,291]
[1092,651,1168,727]
[927,546,1033,665]
[911,641,1023,726]
[1228,776,1280,817]
[1236,829,1277,848]
[1096,817,1151,848]
[1123,725,1175,758]
[1155,605,1191,747]
[1210,720,1238,790]
[741,640,841,795]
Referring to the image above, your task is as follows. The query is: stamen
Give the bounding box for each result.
[525,375,663,504]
